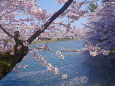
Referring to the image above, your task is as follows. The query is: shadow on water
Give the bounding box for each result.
[0,40,115,86]
[82,50,115,86]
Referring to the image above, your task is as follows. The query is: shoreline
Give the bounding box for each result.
[31,38,74,44]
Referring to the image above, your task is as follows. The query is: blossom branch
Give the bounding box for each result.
[27,0,73,44]
[0,24,14,38]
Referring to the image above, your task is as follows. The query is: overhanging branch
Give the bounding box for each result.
[27,0,73,44]
[0,24,14,38]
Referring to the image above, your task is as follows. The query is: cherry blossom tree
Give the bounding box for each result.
[0,0,97,79]
[84,1,115,58]
[0,0,75,79]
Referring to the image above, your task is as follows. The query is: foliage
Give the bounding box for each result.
[88,3,98,12]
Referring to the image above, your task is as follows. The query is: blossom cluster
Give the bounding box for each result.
[29,46,68,79]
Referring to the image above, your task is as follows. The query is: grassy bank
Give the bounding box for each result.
[31,38,74,44]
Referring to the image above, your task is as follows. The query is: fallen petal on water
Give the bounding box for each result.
[61,74,67,79]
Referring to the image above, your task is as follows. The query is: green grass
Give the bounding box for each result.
[31,38,74,44]
[32,40,52,44]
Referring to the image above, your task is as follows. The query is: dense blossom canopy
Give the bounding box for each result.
[85,1,115,57]
[0,0,93,52]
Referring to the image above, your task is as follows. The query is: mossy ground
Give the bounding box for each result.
[0,46,28,80]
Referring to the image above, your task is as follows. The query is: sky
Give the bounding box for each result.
[37,0,62,13]
[15,0,102,30]
[37,0,88,29]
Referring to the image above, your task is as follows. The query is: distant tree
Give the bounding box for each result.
[88,3,98,12]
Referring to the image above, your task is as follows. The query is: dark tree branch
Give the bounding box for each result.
[81,23,92,28]
[27,0,73,44]
[0,24,14,38]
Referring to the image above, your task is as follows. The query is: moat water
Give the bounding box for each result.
[0,40,115,86]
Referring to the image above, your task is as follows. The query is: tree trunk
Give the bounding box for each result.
[0,46,28,79]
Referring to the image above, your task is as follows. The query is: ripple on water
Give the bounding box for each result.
[1,40,115,86]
